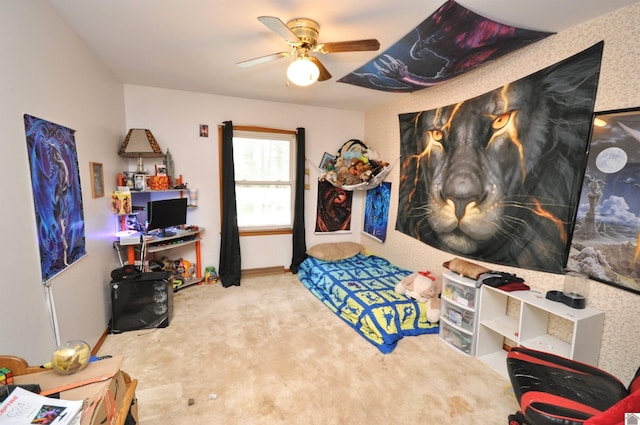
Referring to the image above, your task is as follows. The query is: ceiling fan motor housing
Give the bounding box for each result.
[287,18,320,47]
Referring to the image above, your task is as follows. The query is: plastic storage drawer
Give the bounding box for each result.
[441,321,474,355]
[442,277,476,308]
[443,300,475,331]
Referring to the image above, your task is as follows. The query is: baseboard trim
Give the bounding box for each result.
[92,327,110,356]
[241,266,285,278]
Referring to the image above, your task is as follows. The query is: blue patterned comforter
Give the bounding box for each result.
[297,253,439,353]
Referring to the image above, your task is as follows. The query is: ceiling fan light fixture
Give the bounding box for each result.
[287,56,319,86]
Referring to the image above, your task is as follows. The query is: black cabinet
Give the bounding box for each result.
[110,271,174,333]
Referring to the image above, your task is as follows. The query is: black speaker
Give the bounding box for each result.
[110,271,174,333]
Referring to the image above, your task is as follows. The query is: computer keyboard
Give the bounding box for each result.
[151,234,196,247]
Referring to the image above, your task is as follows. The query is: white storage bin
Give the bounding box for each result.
[439,270,481,357]
[443,299,475,331]
[441,321,474,355]
[442,276,477,308]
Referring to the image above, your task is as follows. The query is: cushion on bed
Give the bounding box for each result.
[306,242,363,261]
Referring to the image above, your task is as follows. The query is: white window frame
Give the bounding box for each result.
[229,126,296,235]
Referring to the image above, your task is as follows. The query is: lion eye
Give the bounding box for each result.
[429,129,443,141]
[492,113,511,130]
[421,129,444,162]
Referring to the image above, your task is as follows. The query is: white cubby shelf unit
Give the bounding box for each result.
[476,284,605,378]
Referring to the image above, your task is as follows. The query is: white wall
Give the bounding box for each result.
[123,85,366,271]
[0,1,126,364]
[363,3,640,383]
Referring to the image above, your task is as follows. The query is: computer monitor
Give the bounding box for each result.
[146,198,188,237]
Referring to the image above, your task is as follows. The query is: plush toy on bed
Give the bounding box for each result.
[395,271,442,323]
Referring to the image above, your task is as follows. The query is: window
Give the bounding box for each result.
[230,127,296,233]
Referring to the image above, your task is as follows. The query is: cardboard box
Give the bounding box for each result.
[128,395,138,423]
[14,356,133,425]
[79,370,127,425]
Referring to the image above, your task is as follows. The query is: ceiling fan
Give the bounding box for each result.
[237,16,380,86]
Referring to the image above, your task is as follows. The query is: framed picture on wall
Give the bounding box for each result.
[319,152,335,170]
[90,162,104,198]
[567,107,640,295]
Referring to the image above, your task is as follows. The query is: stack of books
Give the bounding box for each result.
[0,386,82,425]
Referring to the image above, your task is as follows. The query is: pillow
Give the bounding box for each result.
[307,242,363,261]
[443,257,491,280]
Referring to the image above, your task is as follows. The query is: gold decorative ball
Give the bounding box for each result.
[51,340,91,375]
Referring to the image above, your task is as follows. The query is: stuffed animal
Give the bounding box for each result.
[173,258,194,279]
[323,139,391,187]
[159,256,174,272]
[338,139,368,159]
[395,271,442,322]
[336,162,362,186]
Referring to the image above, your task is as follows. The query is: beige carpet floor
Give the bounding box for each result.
[98,273,518,424]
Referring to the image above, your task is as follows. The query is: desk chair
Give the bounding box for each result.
[0,355,42,376]
[506,346,640,425]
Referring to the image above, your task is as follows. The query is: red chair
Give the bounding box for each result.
[506,346,640,425]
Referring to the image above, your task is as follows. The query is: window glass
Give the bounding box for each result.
[233,137,290,181]
[235,185,292,228]
[231,129,295,231]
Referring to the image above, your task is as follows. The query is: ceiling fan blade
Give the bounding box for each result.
[236,52,290,68]
[317,39,380,54]
[309,56,332,81]
[258,16,300,43]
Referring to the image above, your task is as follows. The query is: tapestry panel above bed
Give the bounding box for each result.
[297,253,439,353]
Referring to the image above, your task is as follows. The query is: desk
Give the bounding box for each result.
[116,227,204,291]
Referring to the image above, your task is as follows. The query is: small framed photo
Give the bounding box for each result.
[122,171,136,189]
[319,152,336,170]
[155,164,167,176]
[134,174,146,191]
[199,124,209,137]
[90,162,104,198]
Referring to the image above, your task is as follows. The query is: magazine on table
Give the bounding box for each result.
[0,386,82,424]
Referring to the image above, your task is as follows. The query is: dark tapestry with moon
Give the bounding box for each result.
[396,43,603,274]
[338,0,553,92]
[567,108,640,294]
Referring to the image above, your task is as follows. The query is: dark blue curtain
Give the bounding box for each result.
[218,121,241,287]
[290,128,307,274]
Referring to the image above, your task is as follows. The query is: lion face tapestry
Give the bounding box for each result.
[396,43,603,273]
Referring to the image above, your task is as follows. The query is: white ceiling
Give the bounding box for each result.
[47,0,638,112]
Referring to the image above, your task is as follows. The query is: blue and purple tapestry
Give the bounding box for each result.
[363,182,391,242]
[24,114,86,281]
